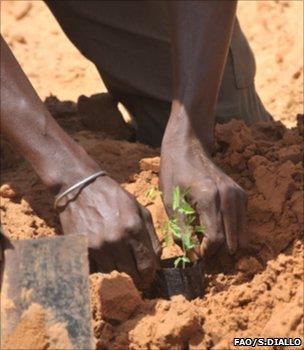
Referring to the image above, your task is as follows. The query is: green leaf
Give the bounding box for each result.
[186,215,196,225]
[174,257,183,268]
[182,233,196,250]
[174,256,191,268]
[181,233,190,248]
[179,201,195,215]
[144,187,157,201]
[169,218,181,238]
[172,186,181,211]
[181,256,190,264]
[168,186,204,261]
[195,225,205,234]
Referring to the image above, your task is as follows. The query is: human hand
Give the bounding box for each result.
[160,131,248,258]
[58,175,161,289]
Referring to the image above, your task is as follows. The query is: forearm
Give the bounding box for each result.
[0,36,100,193]
[166,1,237,149]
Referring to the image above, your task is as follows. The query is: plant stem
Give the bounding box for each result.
[182,236,186,269]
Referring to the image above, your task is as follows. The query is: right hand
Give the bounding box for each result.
[160,108,248,259]
[58,175,161,289]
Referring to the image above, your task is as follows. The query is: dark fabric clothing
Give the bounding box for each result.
[46,0,271,147]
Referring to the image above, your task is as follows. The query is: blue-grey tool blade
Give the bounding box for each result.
[1,234,93,349]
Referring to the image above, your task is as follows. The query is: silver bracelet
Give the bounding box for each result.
[54,170,107,209]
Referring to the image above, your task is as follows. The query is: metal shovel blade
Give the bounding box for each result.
[1,234,93,349]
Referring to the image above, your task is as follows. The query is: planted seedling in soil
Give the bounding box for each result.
[154,186,206,300]
[162,186,205,268]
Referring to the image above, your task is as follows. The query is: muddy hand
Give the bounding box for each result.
[59,175,161,289]
[160,130,248,258]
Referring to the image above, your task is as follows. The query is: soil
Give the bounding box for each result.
[0,1,303,349]
[1,112,303,349]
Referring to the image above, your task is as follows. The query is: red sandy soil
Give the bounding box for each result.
[1,1,303,349]
[1,110,303,349]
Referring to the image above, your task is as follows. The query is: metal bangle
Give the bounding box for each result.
[54,170,107,209]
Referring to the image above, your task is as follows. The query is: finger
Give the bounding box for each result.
[128,235,156,289]
[160,184,174,218]
[200,211,225,258]
[110,242,141,286]
[237,192,248,249]
[221,195,238,255]
[186,248,201,262]
[196,189,225,257]
[140,207,162,261]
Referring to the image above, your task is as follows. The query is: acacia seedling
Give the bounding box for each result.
[163,186,205,268]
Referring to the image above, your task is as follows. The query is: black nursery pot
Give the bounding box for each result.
[153,258,205,301]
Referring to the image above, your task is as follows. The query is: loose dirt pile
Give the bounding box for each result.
[1,104,303,348]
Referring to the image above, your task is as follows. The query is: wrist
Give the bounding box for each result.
[54,170,107,208]
[162,101,214,154]
[56,158,102,196]
[38,142,101,195]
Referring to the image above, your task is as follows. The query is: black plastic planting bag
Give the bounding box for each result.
[153,258,204,301]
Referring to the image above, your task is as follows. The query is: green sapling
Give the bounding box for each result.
[163,186,205,268]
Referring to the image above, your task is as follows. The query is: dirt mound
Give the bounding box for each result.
[91,288,202,350]
[90,271,143,324]
[86,117,303,349]
[196,243,303,349]
[90,272,203,349]
[213,117,303,262]
[78,93,135,141]
[1,114,303,349]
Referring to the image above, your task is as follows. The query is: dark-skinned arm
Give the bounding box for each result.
[160,1,248,257]
[0,36,160,288]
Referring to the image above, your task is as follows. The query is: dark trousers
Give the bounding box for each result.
[46,1,271,147]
